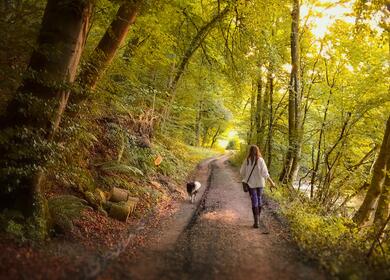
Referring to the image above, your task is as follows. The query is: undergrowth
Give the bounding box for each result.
[268,188,390,279]
[0,105,220,240]
[49,113,220,222]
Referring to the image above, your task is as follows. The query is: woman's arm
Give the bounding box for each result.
[267,177,276,189]
[240,160,246,178]
[259,158,276,189]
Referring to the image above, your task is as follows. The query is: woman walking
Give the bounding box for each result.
[240,145,276,228]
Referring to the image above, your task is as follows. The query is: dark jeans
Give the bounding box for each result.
[248,187,263,208]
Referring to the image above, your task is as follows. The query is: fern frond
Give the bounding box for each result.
[98,161,144,177]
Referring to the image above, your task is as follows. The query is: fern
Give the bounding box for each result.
[48,195,89,233]
[98,161,144,177]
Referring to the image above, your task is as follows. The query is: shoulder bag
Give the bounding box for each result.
[242,160,257,192]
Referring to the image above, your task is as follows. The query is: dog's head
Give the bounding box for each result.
[186,182,195,193]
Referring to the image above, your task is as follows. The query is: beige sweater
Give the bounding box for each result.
[240,157,270,189]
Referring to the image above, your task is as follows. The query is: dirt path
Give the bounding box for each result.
[98,155,327,280]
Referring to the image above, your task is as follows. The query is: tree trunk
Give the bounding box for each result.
[353,115,390,226]
[266,69,274,168]
[261,72,270,154]
[334,146,378,213]
[279,0,301,185]
[76,0,141,91]
[0,0,93,236]
[255,68,264,149]
[195,99,203,146]
[202,126,210,147]
[367,214,390,258]
[248,81,257,144]
[317,113,351,203]
[374,160,390,225]
[160,6,230,124]
[210,126,221,148]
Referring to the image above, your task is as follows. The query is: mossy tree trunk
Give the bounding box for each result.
[353,115,390,226]
[0,0,93,238]
[374,157,390,225]
[76,0,142,92]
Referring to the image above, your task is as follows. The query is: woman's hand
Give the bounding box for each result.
[268,178,277,191]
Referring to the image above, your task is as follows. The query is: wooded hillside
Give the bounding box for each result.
[0,0,389,278]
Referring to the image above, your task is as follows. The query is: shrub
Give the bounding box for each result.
[267,187,390,279]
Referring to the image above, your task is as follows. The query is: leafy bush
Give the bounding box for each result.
[226,139,239,150]
[5,220,25,240]
[229,143,248,167]
[268,187,390,279]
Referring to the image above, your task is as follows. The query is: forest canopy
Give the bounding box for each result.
[0,0,389,278]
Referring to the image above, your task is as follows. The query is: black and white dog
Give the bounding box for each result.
[186,181,202,203]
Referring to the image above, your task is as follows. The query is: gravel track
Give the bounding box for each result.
[98,155,327,280]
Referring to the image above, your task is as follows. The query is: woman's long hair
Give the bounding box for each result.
[247,145,262,165]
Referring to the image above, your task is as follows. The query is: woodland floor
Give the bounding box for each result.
[0,155,328,280]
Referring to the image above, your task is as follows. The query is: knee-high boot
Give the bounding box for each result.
[258,206,262,218]
[252,207,259,228]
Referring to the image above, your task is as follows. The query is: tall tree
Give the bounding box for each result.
[77,0,142,91]
[248,82,257,144]
[161,5,230,123]
[255,66,264,149]
[353,115,390,226]
[63,0,142,135]
[279,0,301,184]
[266,67,274,168]
[195,98,203,146]
[0,0,93,236]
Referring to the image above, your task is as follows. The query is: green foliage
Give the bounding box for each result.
[48,195,89,234]
[5,220,25,241]
[226,139,239,150]
[0,6,388,280]
[98,161,144,177]
[229,144,248,167]
[0,209,25,240]
[0,195,49,241]
[268,188,390,279]
[0,0,45,108]
[99,175,130,191]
